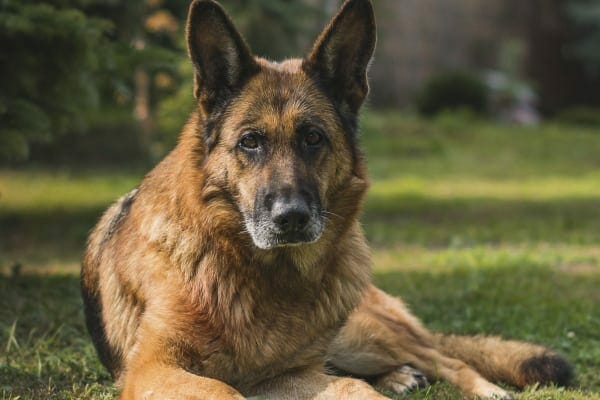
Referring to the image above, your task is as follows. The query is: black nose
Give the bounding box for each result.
[272,198,310,234]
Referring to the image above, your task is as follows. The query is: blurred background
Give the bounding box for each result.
[2,0,600,163]
[1,1,599,399]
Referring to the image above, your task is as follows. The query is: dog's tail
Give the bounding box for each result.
[432,333,573,389]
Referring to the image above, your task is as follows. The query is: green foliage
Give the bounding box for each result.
[416,71,489,117]
[0,1,111,161]
[0,0,184,163]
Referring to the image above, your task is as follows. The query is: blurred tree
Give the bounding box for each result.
[0,0,110,161]
[1,0,323,162]
[67,0,183,159]
[0,0,183,162]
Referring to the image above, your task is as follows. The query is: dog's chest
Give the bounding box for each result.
[195,260,366,389]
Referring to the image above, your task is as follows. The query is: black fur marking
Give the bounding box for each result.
[520,353,574,387]
[81,280,122,378]
[201,181,238,210]
[202,112,224,152]
[105,188,138,242]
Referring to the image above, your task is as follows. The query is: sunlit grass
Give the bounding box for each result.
[0,169,141,213]
[372,243,600,273]
[370,174,600,201]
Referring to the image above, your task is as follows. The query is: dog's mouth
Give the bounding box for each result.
[243,212,325,250]
[270,230,322,248]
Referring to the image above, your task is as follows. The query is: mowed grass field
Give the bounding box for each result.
[1,112,599,399]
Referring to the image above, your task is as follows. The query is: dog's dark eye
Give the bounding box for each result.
[239,132,261,150]
[304,130,323,147]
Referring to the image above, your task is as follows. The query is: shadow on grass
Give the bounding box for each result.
[0,206,106,267]
[363,195,600,246]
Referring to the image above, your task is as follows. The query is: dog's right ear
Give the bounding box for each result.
[186,0,258,116]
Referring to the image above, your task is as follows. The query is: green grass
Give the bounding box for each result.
[1,112,599,399]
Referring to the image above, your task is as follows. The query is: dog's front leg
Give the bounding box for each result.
[119,352,244,400]
[328,285,512,399]
[248,369,391,400]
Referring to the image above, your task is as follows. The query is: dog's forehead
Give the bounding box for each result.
[255,57,303,73]
[223,60,339,137]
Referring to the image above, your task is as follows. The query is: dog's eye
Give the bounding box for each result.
[239,132,261,150]
[304,130,323,147]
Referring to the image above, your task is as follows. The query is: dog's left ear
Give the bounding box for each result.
[186,0,258,116]
[303,0,376,117]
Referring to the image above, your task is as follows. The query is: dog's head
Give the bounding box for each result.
[187,0,375,249]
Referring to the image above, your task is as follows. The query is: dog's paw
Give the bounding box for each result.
[471,381,514,399]
[375,365,429,395]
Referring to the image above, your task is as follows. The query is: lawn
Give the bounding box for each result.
[1,112,599,399]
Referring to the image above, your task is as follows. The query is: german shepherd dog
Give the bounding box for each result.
[82,0,573,398]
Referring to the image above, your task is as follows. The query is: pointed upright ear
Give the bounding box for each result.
[303,0,376,117]
[186,0,258,116]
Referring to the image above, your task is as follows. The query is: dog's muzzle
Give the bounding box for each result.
[244,190,324,249]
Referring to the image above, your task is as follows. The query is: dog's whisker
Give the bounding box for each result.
[322,210,343,219]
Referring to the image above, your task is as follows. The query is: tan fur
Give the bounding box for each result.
[82,1,572,399]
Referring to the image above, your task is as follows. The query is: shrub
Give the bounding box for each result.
[417,71,488,117]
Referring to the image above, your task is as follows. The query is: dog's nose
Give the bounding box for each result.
[272,198,310,234]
